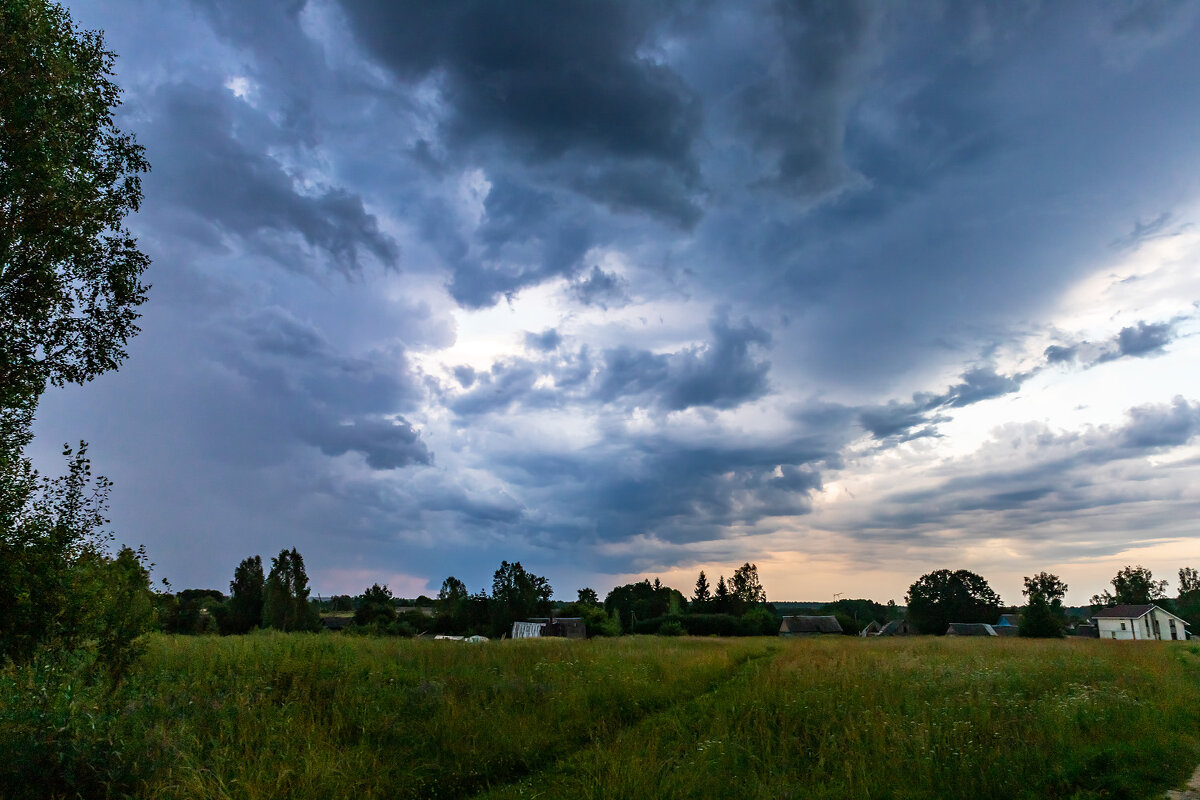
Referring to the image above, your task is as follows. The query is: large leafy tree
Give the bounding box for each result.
[1090,565,1168,607]
[730,562,767,611]
[222,555,265,635]
[262,548,319,632]
[905,569,1003,635]
[0,0,149,413]
[604,578,686,632]
[490,560,552,635]
[354,583,397,627]
[0,0,151,669]
[1019,572,1067,638]
[1174,566,1200,631]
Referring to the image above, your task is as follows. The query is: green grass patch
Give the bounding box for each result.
[3,634,1197,799]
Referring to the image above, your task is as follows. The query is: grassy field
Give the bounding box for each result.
[6,633,1200,799]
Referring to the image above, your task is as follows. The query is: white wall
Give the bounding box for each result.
[1095,608,1189,640]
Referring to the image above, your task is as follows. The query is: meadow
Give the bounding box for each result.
[6,633,1200,799]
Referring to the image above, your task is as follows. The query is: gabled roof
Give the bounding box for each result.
[781,615,843,634]
[1090,604,1189,624]
[1091,604,1154,619]
[996,614,1019,627]
[946,622,997,636]
[878,619,913,635]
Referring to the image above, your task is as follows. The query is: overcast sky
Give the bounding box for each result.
[36,0,1200,605]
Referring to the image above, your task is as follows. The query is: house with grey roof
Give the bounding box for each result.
[779,615,843,636]
[877,619,916,636]
[1090,604,1190,641]
[945,622,997,636]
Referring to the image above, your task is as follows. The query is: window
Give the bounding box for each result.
[1120,622,1126,630]
[1170,619,1178,640]
[1111,632,1117,639]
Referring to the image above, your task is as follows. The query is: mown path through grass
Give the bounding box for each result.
[476,638,1200,800]
[12,634,1197,799]
[116,633,777,800]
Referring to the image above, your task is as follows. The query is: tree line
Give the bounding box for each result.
[157,557,1200,641]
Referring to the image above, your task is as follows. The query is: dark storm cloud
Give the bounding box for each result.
[1107,321,1175,360]
[446,178,593,307]
[1045,319,1181,366]
[336,0,702,221]
[862,318,1183,442]
[218,307,429,470]
[144,85,398,275]
[450,362,556,418]
[449,312,771,418]
[1119,396,1200,449]
[737,0,877,198]
[858,364,1022,441]
[44,0,1200,592]
[306,416,430,470]
[571,266,631,309]
[499,431,839,546]
[595,314,772,411]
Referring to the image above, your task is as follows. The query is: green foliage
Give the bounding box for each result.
[605,579,687,632]
[0,0,150,409]
[631,613,776,637]
[490,560,552,636]
[576,586,599,606]
[817,598,891,629]
[222,555,264,634]
[712,574,730,613]
[1020,572,1067,638]
[0,654,142,800]
[327,594,354,612]
[0,443,153,670]
[729,562,767,607]
[657,619,685,636]
[576,604,621,637]
[1020,594,1065,638]
[1177,567,1200,631]
[354,583,398,627]
[906,569,1003,635]
[692,570,711,605]
[262,548,319,632]
[1090,564,1169,607]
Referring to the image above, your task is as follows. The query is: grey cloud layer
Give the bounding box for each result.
[36,0,1200,592]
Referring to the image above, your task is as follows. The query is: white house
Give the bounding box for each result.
[1090,604,1190,641]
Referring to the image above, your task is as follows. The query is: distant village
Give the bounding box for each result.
[159,552,1197,644]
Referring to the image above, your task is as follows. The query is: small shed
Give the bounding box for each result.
[860,620,883,637]
[511,621,544,639]
[877,619,915,636]
[511,616,588,640]
[543,617,587,639]
[945,622,997,636]
[779,615,843,636]
[1071,623,1099,638]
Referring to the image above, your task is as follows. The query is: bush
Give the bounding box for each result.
[630,613,774,637]
[0,655,140,799]
[657,619,685,636]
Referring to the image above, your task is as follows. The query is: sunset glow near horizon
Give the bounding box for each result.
[35,1,1200,606]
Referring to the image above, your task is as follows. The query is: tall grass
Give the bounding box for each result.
[4,634,1197,799]
[114,632,771,799]
[483,637,1200,800]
